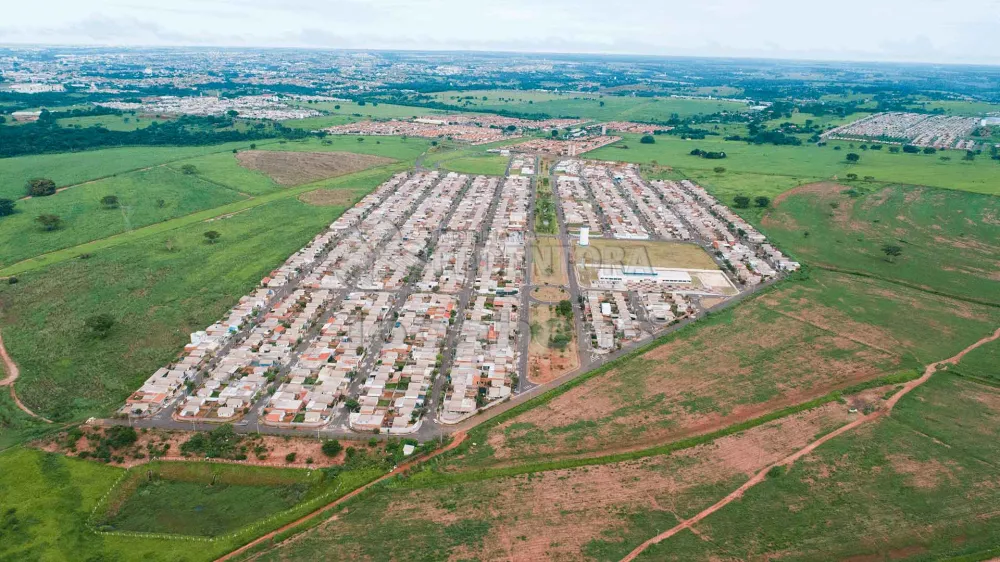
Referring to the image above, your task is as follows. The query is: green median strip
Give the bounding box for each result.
[0,163,408,277]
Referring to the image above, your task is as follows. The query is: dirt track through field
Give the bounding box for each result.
[216,432,467,562]
[620,325,1000,562]
[0,329,53,423]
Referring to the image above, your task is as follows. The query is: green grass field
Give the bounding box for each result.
[282,100,450,130]
[165,152,280,196]
[587,134,1000,195]
[761,183,1000,304]
[425,90,750,121]
[436,154,509,175]
[56,114,164,131]
[0,166,247,266]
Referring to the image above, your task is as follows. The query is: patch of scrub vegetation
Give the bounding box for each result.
[534,176,557,234]
[632,373,1000,561]
[762,183,1000,304]
[0,165,246,266]
[95,463,326,537]
[0,196,354,423]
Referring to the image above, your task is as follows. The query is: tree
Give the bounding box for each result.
[35,214,62,231]
[640,135,656,144]
[100,195,120,209]
[249,143,256,149]
[881,244,903,262]
[733,196,751,209]
[713,166,726,174]
[556,299,573,318]
[334,104,341,110]
[285,452,297,463]
[179,163,198,175]
[754,196,771,208]
[0,199,15,217]
[845,152,860,163]
[26,178,57,197]
[923,146,936,154]
[204,230,221,244]
[599,100,605,107]
[85,313,116,338]
[321,440,343,457]
[551,129,559,137]
[846,173,858,181]
[226,110,239,118]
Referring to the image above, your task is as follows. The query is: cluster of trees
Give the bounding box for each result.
[1,110,310,158]
[689,148,727,159]
[180,424,246,459]
[733,195,771,209]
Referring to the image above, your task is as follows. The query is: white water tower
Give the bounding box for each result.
[579,227,590,246]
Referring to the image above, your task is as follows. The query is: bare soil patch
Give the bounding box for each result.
[527,304,579,385]
[531,286,569,303]
[235,150,394,186]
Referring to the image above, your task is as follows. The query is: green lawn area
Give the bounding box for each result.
[0,166,247,267]
[436,154,509,176]
[634,371,1000,561]
[165,152,280,196]
[266,135,434,162]
[586,134,1000,195]
[0,142,269,201]
[761,183,1000,304]
[282,100,451,130]
[424,90,750,121]
[0,191,365,421]
[904,99,1000,116]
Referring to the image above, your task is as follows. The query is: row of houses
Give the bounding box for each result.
[441,175,530,421]
[582,163,650,240]
[614,164,692,240]
[555,174,603,235]
[584,290,643,352]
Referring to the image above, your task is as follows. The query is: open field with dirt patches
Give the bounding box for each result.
[450,269,1000,468]
[254,397,879,562]
[631,370,1000,562]
[528,303,579,384]
[235,150,395,186]
[574,238,720,270]
[531,236,570,286]
[761,182,1000,304]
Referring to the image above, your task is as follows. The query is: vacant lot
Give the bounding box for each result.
[259,400,864,562]
[298,188,365,207]
[455,270,1000,468]
[762,182,1000,304]
[574,239,719,271]
[235,150,395,186]
[634,372,1000,561]
[531,236,569,286]
[528,303,579,384]
[439,154,510,176]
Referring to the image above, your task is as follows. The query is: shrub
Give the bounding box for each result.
[321,440,343,457]
[285,452,297,463]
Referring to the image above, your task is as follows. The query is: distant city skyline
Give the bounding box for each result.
[2,0,1000,66]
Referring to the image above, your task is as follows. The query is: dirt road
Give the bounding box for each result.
[215,431,467,562]
[0,329,53,423]
[620,326,1000,562]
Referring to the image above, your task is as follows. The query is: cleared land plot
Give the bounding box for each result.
[528,303,579,384]
[265,136,434,163]
[531,237,569,286]
[454,270,1000,468]
[235,150,395,186]
[298,188,366,207]
[762,182,1000,304]
[531,286,570,303]
[260,400,862,562]
[586,133,1000,196]
[0,142,260,201]
[574,239,719,270]
[0,166,246,266]
[0,196,357,422]
[438,154,509,176]
[96,463,324,537]
[634,371,1000,561]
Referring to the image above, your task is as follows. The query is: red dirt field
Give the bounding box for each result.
[235,150,394,186]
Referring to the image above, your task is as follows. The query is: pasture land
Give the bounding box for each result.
[0,142,266,201]
[0,166,245,266]
[451,270,1000,468]
[531,236,569,286]
[761,183,1000,304]
[234,150,395,186]
[586,134,1000,195]
[57,114,165,131]
[298,188,366,207]
[574,239,720,270]
[258,399,866,562]
[633,372,1000,561]
[267,135,434,162]
[424,90,750,121]
[165,152,280,196]
[0,196,357,422]
[282,100,449,130]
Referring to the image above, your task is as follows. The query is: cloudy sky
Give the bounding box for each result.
[2,0,999,65]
